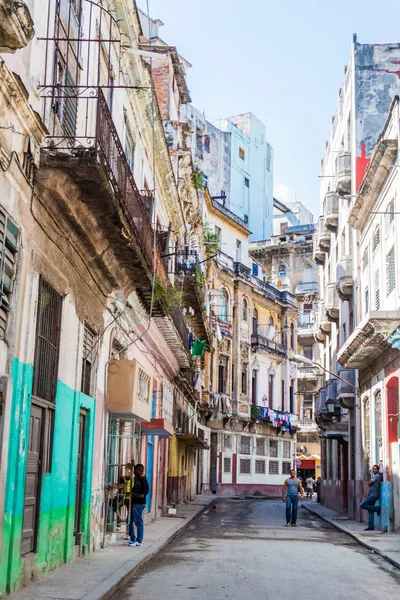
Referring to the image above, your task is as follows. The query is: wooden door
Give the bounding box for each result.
[74,410,86,535]
[22,404,44,555]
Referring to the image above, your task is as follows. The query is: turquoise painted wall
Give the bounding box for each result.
[0,358,96,595]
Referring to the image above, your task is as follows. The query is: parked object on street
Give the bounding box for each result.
[282,470,304,526]
[360,465,381,531]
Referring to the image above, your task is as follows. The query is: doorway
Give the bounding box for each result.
[22,404,44,555]
[74,410,86,541]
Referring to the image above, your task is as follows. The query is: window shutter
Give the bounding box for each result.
[386,248,395,295]
[240,458,251,474]
[268,460,279,474]
[375,269,380,310]
[0,209,19,340]
[255,459,266,474]
[223,457,231,473]
[372,228,380,253]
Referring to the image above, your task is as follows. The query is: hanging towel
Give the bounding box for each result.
[191,339,206,356]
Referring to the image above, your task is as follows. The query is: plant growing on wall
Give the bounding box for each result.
[153,278,183,314]
[191,167,205,191]
[203,223,220,257]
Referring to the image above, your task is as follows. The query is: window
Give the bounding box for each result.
[363,248,369,270]
[241,365,248,395]
[365,288,369,314]
[385,200,394,231]
[303,345,313,361]
[252,308,258,335]
[283,441,291,458]
[224,435,232,451]
[0,209,19,340]
[372,227,380,253]
[224,457,231,473]
[124,127,135,174]
[290,322,295,350]
[33,277,63,403]
[303,303,313,314]
[269,439,278,457]
[303,263,313,283]
[203,135,210,153]
[242,298,248,321]
[269,460,279,474]
[278,264,286,278]
[255,459,266,474]
[240,458,251,474]
[240,436,251,455]
[252,263,259,277]
[53,54,78,138]
[386,247,395,296]
[244,177,250,188]
[239,147,245,160]
[236,239,242,262]
[268,374,275,408]
[282,462,291,475]
[137,368,151,404]
[81,324,96,396]
[375,269,380,310]
[256,438,265,456]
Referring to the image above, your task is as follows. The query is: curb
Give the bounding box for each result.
[302,503,400,571]
[82,499,216,600]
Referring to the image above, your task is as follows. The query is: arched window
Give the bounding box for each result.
[220,289,228,321]
[303,263,313,283]
[242,298,248,321]
[290,322,295,350]
[252,308,258,335]
[267,315,275,340]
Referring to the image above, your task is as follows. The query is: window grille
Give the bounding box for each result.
[256,438,265,456]
[240,458,251,474]
[0,208,19,340]
[137,368,150,404]
[374,269,380,310]
[283,441,291,459]
[372,227,380,253]
[255,459,266,474]
[269,439,278,457]
[282,462,291,475]
[269,460,279,474]
[386,247,395,296]
[224,457,231,473]
[240,436,251,455]
[81,324,96,396]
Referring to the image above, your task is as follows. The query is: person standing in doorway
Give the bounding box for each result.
[128,464,149,547]
[282,469,304,527]
[360,464,381,531]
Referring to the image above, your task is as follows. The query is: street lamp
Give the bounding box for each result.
[290,354,357,390]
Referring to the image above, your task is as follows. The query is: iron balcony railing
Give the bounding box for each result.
[296,282,318,293]
[251,334,287,357]
[211,198,249,229]
[297,322,316,332]
[96,92,168,287]
[286,224,315,234]
[171,306,191,355]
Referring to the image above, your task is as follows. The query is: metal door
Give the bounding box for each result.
[22,404,44,555]
[75,410,86,536]
[146,436,154,513]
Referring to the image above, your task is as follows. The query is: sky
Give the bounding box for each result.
[139,0,400,219]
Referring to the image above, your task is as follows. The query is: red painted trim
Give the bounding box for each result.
[356,143,370,190]
[232,453,237,484]
[218,452,222,483]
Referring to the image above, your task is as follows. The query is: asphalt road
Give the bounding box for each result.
[114,499,400,600]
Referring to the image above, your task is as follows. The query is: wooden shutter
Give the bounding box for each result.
[374,269,380,310]
[386,248,395,295]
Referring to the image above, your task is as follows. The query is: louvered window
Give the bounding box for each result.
[375,270,380,310]
[0,209,19,340]
[372,227,380,253]
[362,249,368,270]
[385,200,394,231]
[81,324,97,396]
[240,458,251,474]
[283,441,291,458]
[269,439,278,457]
[240,436,251,455]
[256,438,265,456]
[386,248,395,296]
[282,462,291,474]
[224,457,231,473]
[269,460,279,475]
[255,459,266,474]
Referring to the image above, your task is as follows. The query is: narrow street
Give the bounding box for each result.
[115,499,400,600]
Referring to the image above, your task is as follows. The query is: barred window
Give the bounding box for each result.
[240,458,251,474]
[362,248,368,270]
[269,439,278,457]
[240,436,251,455]
[269,460,279,475]
[137,368,150,404]
[255,459,266,474]
[81,324,97,396]
[372,227,380,253]
[386,247,395,296]
[256,438,265,456]
[224,435,232,451]
[282,462,291,475]
[0,209,19,340]
[385,200,394,231]
[375,269,380,310]
[224,457,231,473]
[283,441,291,459]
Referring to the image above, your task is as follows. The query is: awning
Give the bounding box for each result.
[175,433,210,449]
[141,418,174,438]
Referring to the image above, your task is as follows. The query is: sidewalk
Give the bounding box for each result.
[9,495,215,600]
[302,500,400,569]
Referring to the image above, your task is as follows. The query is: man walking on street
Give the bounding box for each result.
[128,464,149,547]
[282,469,304,527]
[360,464,381,531]
[305,475,314,500]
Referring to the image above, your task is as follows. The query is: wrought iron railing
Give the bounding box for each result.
[212,198,249,228]
[296,282,318,293]
[171,307,190,354]
[251,334,287,357]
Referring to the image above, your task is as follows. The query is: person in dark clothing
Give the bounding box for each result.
[128,464,149,547]
[360,464,381,531]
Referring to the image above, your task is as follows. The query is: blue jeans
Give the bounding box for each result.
[129,504,145,543]
[360,495,380,529]
[286,494,299,524]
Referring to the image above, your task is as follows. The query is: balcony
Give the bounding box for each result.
[154,306,191,369]
[323,192,339,231]
[336,256,353,300]
[234,262,294,306]
[0,0,34,53]
[296,365,323,380]
[336,152,351,195]
[296,282,318,295]
[36,91,169,314]
[280,291,298,308]
[317,216,331,251]
[337,310,400,370]
[337,369,356,409]
[298,419,319,432]
[318,301,331,336]
[175,251,210,342]
[326,282,339,321]
[211,197,249,230]
[234,261,252,281]
[107,359,152,421]
[251,334,287,358]
[313,232,325,265]
[297,321,316,343]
